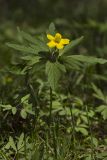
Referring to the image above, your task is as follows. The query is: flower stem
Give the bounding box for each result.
[86,105,95,160]
[25,71,39,131]
[70,104,77,159]
[49,87,58,158]
[83,68,95,160]
[49,87,53,125]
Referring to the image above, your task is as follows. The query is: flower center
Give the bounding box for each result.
[54,33,62,43]
[54,37,61,43]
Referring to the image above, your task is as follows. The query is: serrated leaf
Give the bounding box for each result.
[60,36,84,55]
[88,110,95,117]
[21,55,40,66]
[61,56,82,70]
[92,137,98,147]
[92,83,105,101]
[0,150,11,160]
[9,29,49,52]
[96,105,107,120]
[6,43,39,54]
[46,61,66,90]
[19,30,39,44]
[17,133,24,151]
[9,67,26,75]
[9,136,17,151]
[96,105,107,112]
[102,109,107,120]
[4,142,11,150]
[81,115,88,124]
[30,41,49,52]
[70,55,107,64]
[21,94,30,103]
[74,97,83,106]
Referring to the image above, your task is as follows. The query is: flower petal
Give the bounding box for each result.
[61,38,70,44]
[47,41,56,48]
[47,34,54,40]
[55,33,62,39]
[56,42,64,49]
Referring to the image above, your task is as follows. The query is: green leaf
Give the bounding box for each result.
[4,142,11,150]
[0,104,12,111]
[60,36,84,55]
[7,66,27,75]
[81,115,88,124]
[6,43,39,54]
[21,55,40,66]
[96,105,107,120]
[25,104,35,115]
[46,61,66,90]
[19,30,39,44]
[92,137,99,147]
[88,110,95,117]
[23,104,35,116]
[17,133,24,151]
[61,56,82,70]
[30,43,49,52]
[96,105,107,112]
[92,83,105,101]
[74,97,83,106]
[20,109,27,119]
[26,109,35,115]
[18,29,49,51]
[75,127,88,136]
[97,152,107,159]
[21,94,30,103]
[0,150,11,160]
[9,136,17,151]
[12,107,17,115]
[85,154,91,160]
[70,55,107,64]
[48,22,56,35]
[101,108,107,120]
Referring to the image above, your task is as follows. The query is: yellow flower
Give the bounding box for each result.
[47,33,70,49]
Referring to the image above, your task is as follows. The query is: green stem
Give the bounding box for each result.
[83,68,95,160]
[86,105,95,160]
[25,71,39,132]
[70,105,77,159]
[49,87,53,125]
[24,135,28,160]
[52,123,58,159]
[49,87,58,158]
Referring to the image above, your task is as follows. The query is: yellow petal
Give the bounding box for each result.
[47,41,56,48]
[61,38,70,44]
[47,34,54,40]
[55,33,62,39]
[56,42,64,49]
